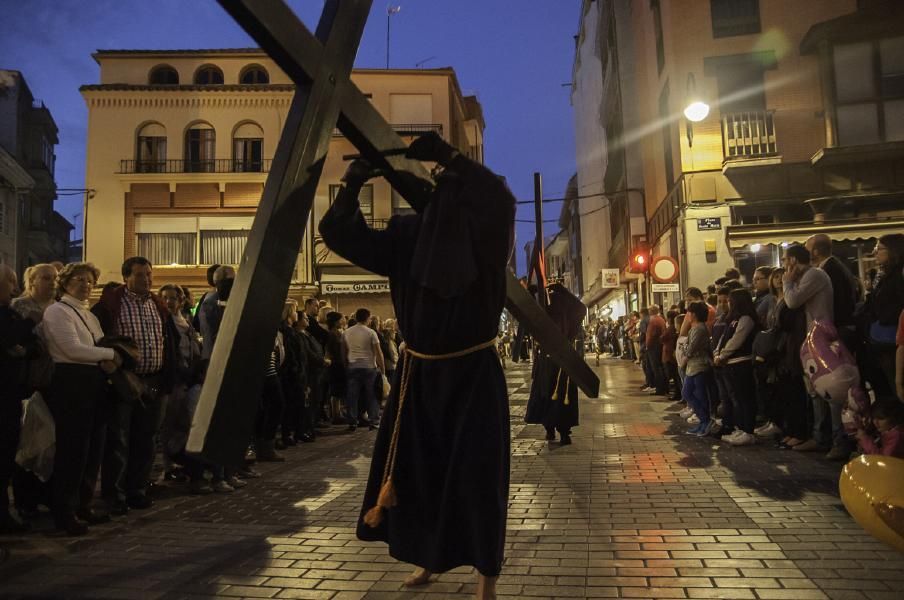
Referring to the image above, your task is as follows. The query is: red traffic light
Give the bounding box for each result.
[630,245,651,273]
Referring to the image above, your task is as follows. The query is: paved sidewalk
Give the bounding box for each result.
[1,358,903,599]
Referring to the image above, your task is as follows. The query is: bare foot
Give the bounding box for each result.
[475,574,497,599]
[403,567,432,587]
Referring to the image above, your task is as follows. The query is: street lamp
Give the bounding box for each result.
[683,73,710,147]
[386,5,401,69]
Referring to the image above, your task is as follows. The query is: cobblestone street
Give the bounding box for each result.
[2,358,904,599]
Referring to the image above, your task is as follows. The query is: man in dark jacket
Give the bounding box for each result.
[92,257,179,513]
[807,234,857,330]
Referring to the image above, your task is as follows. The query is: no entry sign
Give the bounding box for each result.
[651,256,679,283]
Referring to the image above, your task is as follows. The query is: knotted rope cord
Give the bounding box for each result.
[363,337,498,527]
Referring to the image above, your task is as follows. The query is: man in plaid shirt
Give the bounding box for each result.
[94,257,178,514]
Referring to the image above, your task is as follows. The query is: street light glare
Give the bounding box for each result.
[750,243,762,253]
[684,101,710,122]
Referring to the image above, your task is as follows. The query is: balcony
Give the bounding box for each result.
[332,123,443,137]
[119,158,272,174]
[721,110,779,168]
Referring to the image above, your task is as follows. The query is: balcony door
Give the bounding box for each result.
[233,122,264,172]
[137,122,167,173]
[716,64,775,158]
[185,123,215,173]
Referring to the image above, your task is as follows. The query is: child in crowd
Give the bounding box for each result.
[857,401,904,458]
[683,302,713,436]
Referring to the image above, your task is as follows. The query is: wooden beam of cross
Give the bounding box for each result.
[188,0,599,467]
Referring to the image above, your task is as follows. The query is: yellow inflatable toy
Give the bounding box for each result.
[839,454,904,552]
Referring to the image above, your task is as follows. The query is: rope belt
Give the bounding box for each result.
[363,337,498,528]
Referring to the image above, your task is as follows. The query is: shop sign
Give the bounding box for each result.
[697,217,721,231]
[321,281,390,294]
[601,268,620,288]
[651,283,680,293]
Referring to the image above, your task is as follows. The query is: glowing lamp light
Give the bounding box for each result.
[636,255,646,264]
[781,242,790,248]
[684,101,710,123]
[750,243,762,253]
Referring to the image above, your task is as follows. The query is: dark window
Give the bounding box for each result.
[149,66,179,85]
[716,65,766,112]
[834,36,904,145]
[710,0,760,38]
[240,66,269,85]
[233,138,263,172]
[185,126,215,172]
[137,135,167,173]
[651,0,665,74]
[194,66,224,85]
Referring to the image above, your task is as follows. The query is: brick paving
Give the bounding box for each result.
[2,358,903,599]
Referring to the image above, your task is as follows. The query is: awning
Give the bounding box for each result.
[726,218,904,250]
[319,270,389,295]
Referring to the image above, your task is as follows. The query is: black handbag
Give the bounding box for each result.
[752,327,783,364]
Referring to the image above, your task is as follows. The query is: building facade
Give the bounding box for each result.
[573,0,904,310]
[0,69,70,274]
[81,49,485,316]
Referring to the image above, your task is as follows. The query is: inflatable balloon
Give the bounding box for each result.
[839,454,904,552]
[801,320,870,434]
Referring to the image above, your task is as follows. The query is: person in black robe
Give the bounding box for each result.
[319,132,514,599]
[525,283,586,445]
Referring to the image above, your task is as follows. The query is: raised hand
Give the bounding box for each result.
[341,158,381,185]
[405,131,457,165]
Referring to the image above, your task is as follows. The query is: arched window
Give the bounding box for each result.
[185,122,215,172]
[233,122,264,172]
[136,122,167,172]
[194,65,224,85]
[240,65,269,85]
[149,65,179,85]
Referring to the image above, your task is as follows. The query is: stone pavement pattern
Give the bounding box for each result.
[1,358,904,599]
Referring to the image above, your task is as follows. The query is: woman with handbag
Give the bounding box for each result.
[41,263,122,535]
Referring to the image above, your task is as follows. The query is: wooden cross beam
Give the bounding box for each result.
[188,0,599,467]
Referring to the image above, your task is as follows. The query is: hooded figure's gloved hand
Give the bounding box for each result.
[405,131,458,166]
[341,158,382,187]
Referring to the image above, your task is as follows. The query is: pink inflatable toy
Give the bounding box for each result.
[800,320,871,434]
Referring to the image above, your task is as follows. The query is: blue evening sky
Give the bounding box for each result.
[0,0,580,275]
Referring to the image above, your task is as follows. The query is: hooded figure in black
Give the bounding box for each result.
[525,283,586,444]
[319,132,514,597]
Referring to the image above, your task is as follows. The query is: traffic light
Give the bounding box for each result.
[630,244,651,274]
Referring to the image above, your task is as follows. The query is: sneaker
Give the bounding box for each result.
[721,428,743,443]
[189,481,214,495]
[236,467,261,479]
[679,407,694,419]
[728,432,756,446]
[226,476,247,489]
[212,480,235,493]
[686,414,700,425]
[641,386,655,392]
[685,423,704,435]
[695,421,711,437]
[754,422,782,437]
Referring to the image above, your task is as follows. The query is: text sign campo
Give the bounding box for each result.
[321,281,391,294]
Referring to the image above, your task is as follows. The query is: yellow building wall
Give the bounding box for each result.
[83,55,477,294]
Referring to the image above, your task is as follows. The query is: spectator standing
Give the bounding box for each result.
[279,301,307,447]
[781,244,843,457]
[752,267,775,327]
[644,306,668,396]
[342,307,386,431]
[325,311,347,424]
[714,289,760,446]
[682,302,713,436]
[297,310,327,442]
[0,265,38,534]
[11,263,57,324]
[861,234,904,402]
[42,263,122,534]
[93,257,178,513]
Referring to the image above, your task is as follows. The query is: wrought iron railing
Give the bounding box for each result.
[721,110,778,160]
[119,158,272,174]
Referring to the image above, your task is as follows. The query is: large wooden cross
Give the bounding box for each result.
[188,0,600,467]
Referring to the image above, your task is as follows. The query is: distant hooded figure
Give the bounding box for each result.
[525,283,586,445]
[319,132,515,597]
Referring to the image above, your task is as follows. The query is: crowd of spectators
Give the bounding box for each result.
[599,234,904,457]
[1,256,400,536]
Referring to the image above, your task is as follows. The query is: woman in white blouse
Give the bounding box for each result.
[42,262,121,535]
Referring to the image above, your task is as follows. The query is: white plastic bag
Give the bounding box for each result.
[15,391,56,482]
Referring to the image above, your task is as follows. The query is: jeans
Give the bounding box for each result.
[683,371,710,423]
[712,368,730,428]
[102,374,164,502]
[646,342,667,393]
[346,368,380,426]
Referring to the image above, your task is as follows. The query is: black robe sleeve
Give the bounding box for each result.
[319,182,396,277]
